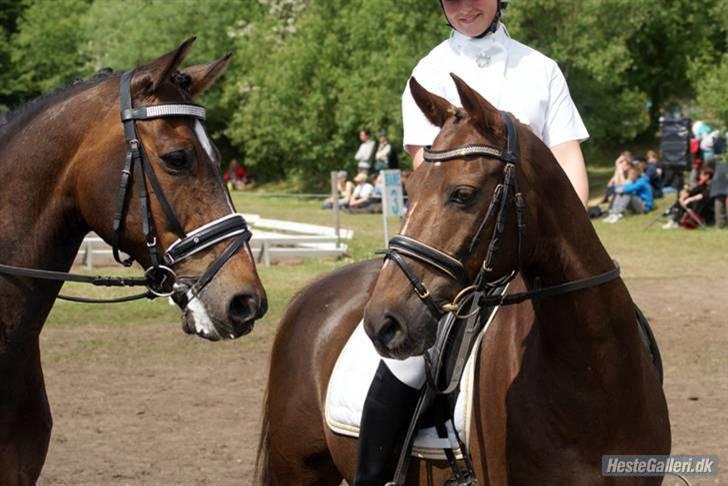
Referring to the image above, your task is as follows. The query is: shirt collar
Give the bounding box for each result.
[448,23,510,72]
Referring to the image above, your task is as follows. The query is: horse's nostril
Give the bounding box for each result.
[377,316,402,348]
[228,294,258,325]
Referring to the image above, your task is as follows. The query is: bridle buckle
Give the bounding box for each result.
[128,138,140,152]
[415,287,430,300]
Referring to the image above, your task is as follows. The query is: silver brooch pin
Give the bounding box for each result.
[476,51,491,68]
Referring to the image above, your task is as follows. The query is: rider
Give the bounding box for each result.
[355,1,590,484]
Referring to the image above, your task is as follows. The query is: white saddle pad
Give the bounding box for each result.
[325,316,493,460]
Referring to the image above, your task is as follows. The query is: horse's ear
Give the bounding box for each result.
[133,37,196,95]
[182,53,232,98]
[450,73,501,133]
[409,77,454,128]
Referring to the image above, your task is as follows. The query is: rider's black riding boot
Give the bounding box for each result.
[354,361,421,486]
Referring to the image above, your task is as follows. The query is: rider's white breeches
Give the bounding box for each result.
[382,356,426,389]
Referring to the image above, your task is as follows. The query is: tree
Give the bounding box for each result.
[506,0,651,144]
[8,0,91,97]
[625,0,724,127]
[81,0,263,161]
[224,0,444,188]
[691,0,728,126]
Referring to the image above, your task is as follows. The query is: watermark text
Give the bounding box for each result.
[602,455,718,477]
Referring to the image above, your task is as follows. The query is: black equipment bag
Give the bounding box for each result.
[659,113,691,169]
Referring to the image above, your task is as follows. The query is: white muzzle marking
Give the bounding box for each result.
[185,291,221,339]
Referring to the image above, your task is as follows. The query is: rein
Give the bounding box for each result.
[0,69,252,304]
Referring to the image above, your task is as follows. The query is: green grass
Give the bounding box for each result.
[46,168,727,330]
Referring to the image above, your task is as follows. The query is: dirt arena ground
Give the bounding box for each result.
[37,274,726,485]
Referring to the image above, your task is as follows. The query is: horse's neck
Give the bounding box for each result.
[0,86,110,270]
[522,199,640,370]
[0,85,110,345]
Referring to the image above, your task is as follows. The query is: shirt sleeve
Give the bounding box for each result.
[402,60,445,149]
[620,180,638,194]
[542,62,589,147]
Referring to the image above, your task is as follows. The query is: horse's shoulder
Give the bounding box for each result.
[309,259,381,292]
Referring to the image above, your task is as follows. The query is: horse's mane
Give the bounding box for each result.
[0,69,120,137]
[0,69,196,139]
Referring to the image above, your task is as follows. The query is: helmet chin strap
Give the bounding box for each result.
[439,0,502,39]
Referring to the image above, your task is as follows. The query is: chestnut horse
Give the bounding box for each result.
[258,75,669,484]
[0,39,267,484]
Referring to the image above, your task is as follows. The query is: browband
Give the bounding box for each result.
[121,103,206,122]
[423,143,504,163]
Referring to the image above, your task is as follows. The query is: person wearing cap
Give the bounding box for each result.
[355,1,590,484]
[348,172,375,209]
[373,131,392,173]
[322,170,354,209]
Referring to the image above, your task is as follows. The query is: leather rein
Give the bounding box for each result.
[0,69,252,304]
[381,111,620,319]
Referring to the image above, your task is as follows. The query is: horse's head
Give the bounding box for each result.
[74,38,266,340]
[364,74,554,358]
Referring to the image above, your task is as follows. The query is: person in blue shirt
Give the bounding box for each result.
[603,165,654,223]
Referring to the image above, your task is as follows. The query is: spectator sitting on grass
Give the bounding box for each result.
[663,165,715,229]
[372,172,384,200]
[602,151,632,205]
[322,170,354,209]
[224,159,254,191]
[348,172,375,210]
[603,165,653,223]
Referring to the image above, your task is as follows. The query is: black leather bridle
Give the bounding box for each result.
[0,69,252,304]
[381,111,621,319]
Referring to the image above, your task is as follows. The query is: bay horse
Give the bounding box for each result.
[257,75,670,484]
[0,38,267,485]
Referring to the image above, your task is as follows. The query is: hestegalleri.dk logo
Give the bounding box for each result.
[602,455,718,477]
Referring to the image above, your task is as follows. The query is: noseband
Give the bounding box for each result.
[0,69,252,303]
[382,111,620,318]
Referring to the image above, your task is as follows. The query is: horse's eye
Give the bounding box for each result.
[449,186,476,206]
[160,150,192,171]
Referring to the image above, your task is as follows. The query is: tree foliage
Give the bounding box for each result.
[8,0,91,96]
[223,0,443,187]
[692,0,728,125]
[1,0,726,186]
[507,1,649,143]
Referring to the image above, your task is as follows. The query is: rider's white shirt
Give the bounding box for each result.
[402,25,589,149]
[387,26,589,388]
